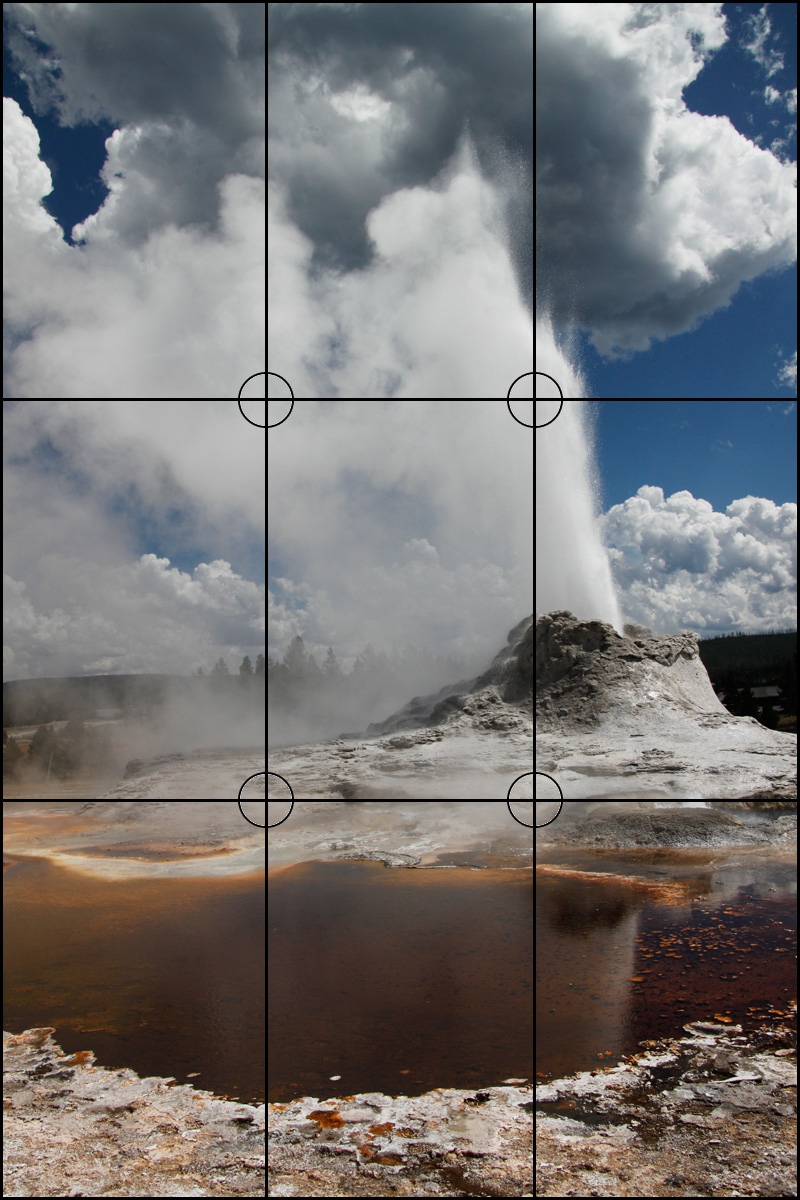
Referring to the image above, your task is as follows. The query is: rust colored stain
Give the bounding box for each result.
[60,1050,94,1066]
[368,1122,394,1135]
[307,1109,345,1128]
[61,843,237,862]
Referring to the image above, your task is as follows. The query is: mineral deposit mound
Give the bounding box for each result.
[536,611,796,800]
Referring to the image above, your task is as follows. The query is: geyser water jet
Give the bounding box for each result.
[536,400,623,630]
[536,312,586,399]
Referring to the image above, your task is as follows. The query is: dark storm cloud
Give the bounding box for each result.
[536,4,796,357]
[268,1,533,309]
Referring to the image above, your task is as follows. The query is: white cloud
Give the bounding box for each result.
[602,486,797,635]
[268,2,533,399]
[3,3,264,398]
[741,5,784,79]
[776,350,797,392]
[536,3,797,358]
[3,401,265,681]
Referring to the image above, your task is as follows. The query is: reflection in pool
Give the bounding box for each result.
[536,847,797,1082]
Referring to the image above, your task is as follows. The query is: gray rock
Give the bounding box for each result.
[3,1028,264,1197]
[536,611,796,800]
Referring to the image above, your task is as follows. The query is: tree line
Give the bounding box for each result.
[3,654,266,781]
[269,635,469,740]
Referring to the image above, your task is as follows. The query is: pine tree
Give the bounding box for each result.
[323,647,341,679]
[283,636,307,677]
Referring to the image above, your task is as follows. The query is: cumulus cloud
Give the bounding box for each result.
[3,401,265,681]
[602,486,797,635]
[268,2,533,398]
[536,3,797,358]
[3,2,264,398]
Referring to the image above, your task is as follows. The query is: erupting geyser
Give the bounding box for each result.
[536,401,623,630]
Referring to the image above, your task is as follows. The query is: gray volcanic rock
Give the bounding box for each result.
[542,805,797,849]
[3,1028,265,1198]
[537,610,719,732]
[536,1019,796,1198]
[544,803,745,848]
[536,612,796,800]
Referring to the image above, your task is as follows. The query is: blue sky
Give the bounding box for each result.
[537,3,797,402]
[2,32,116,245]
[595,399,798,511]
[586,5,797,400]
[590,399,797,635]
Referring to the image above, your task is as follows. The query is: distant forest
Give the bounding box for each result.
[3,655,265,781]
[698,630,796,732]
[268,636,470,741]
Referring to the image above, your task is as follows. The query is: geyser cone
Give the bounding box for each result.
[536,402,622,630]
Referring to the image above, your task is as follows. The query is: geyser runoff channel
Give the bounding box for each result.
[536,401,623,630]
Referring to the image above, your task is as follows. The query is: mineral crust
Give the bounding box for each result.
[3,1028,265,1198]
[269,1082,533,1197]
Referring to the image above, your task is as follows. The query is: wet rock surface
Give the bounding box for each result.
[269,1083,533,1198]
[536,1019,796,1198]
[3,801,265,879]
[267,801,534,872]
[539,803,798,849]
[3,1028,265,1198]
[536,611,796,799]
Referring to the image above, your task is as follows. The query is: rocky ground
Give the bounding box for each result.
[537,803,797,849]
[269,1083,533,1198]
[536,1017,796,1198]
[536,611,797,799]
[3,1028,265,1199]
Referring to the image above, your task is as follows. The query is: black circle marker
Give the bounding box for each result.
[268,801,294,828]
[268,372,294,398]
[536,801,563,827]
[536,772,563,800]
[238,373,266,399]
[536,372,563,399]
[507,800,534,828]
[268,400,294,428]
[238,773,265,800]
[536,400,563,428]
[238,801,266,828]
[238,400,266,428]
[268,771,294,800]
[507,400,534,428]
[507,372,533,398]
